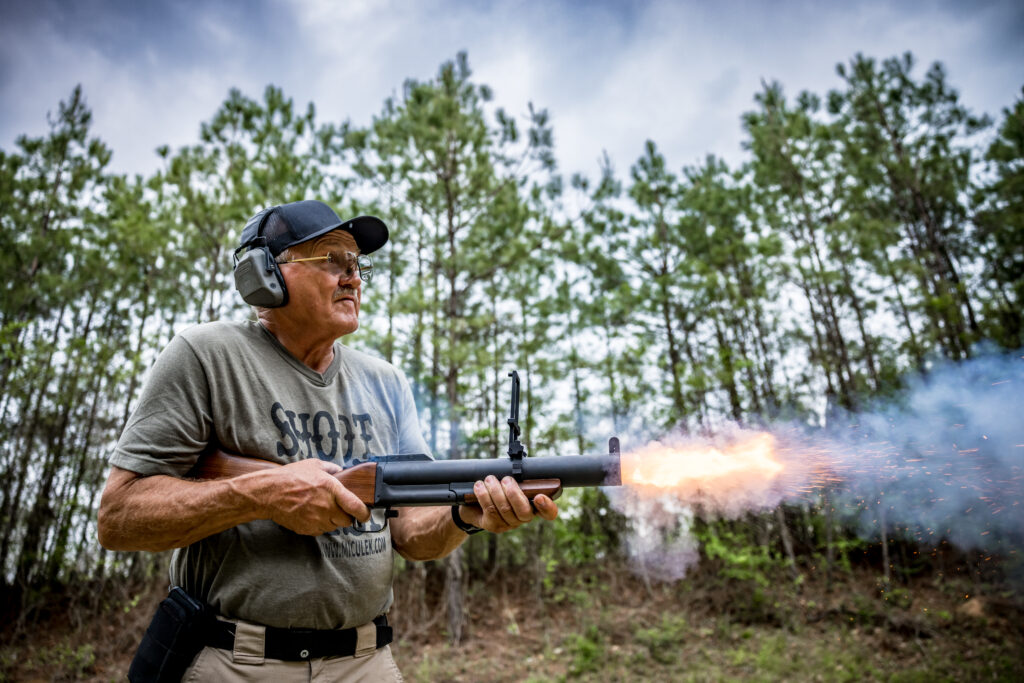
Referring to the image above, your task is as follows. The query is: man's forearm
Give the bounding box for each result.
[389,506,468,562]
[97,466,269,552]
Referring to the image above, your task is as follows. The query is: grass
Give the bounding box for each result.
[2,564,1022,681]
[392,566,1024,683]
[399,611,1020,683]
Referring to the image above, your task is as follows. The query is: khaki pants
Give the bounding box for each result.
[183,620,403,682]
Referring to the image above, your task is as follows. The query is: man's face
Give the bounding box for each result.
[278,230,362,339]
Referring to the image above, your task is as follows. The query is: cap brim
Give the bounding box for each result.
[339,215,389,254]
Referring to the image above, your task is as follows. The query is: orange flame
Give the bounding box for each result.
[620,432,787,511]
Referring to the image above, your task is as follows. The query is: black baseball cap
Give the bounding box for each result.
[238,200,389,256]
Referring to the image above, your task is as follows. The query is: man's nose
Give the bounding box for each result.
[337,265,362,286]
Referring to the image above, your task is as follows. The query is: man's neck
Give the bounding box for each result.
[257,316,336,374]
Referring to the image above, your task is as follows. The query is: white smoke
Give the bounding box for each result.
[606,490,700,582]
[609,349,1024,581]
[819,349,1024,554]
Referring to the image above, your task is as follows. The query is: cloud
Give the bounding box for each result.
[1,0,1020,183]
[0,0,263,171]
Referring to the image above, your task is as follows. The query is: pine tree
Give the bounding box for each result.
[343,52,557,644]
[972,87,1024,348]
[828,53,991,360]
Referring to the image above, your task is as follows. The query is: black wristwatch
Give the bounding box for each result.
[451,505,484,535]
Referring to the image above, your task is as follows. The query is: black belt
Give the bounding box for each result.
[206,614,392,661]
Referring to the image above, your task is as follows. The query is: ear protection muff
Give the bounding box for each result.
[233,211,289,307]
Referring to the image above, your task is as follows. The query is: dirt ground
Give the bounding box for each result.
[389,565,1024,682]
[3,564,1022,682]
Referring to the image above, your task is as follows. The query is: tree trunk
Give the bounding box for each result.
[445,545,466,645]
[879,495,891,589]
[840,260,880,391]
[775,506,802,585]
[824,488,835,592]
[713,317,743,421]
[1,305,67,582]
[880,251,924,368]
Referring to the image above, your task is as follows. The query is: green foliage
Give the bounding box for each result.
[973,86,1024,348]
[566,625,605,676]
[881,585,914,609]
[1,50,1021,641]
[548,489,628,567]
[725,632,885,681]
[32,640,95,680]
[634,614,688,664]
[699,522,776,587]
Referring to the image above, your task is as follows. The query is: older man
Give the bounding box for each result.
[97,199,557,682]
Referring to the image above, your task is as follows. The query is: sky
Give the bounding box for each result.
[1,0,1022,182]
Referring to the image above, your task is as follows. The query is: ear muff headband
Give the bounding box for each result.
[233,212,289,308]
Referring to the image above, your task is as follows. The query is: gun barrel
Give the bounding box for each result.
[371,454,620,507]
[380,454,621,488]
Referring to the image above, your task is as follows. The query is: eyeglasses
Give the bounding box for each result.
[278,250,374,283]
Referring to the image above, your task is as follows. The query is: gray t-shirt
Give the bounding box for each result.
[111,320,430,629]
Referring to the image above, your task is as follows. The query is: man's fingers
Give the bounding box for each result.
[468,477,560,534]
[483,475,522,527]
[479,476,534,527]
[266,459,371,534]
[532,494,559,521]
[318,460,343,475]
[332,482,371,523]
[285,458,341,475]
[459,502,485,529]
[473,480,511,532]
[329,514,353,529]
[314,461,368,521]
[501,477,535,523]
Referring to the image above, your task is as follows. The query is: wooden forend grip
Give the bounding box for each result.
[464,478,563,504]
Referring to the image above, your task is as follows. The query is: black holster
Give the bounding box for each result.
[128,586,211,682]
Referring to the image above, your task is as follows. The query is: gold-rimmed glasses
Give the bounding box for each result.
[279,250,373,283]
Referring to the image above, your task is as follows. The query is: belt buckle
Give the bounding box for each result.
[232,622,266,665]
[354,622,377,658]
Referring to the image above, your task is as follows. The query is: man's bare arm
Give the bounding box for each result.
[97,460,370,552]
[390,475,558,562]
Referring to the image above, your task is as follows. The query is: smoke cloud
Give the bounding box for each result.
[609,349,1024,580]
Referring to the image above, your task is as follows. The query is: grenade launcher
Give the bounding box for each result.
[190,372,622,507]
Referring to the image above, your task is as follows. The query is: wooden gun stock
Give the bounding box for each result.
[190,449,380,504]
[191,449,564,508]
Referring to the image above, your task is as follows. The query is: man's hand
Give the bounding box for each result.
[389,476,559,562]
[263,459,371,535]
[458,475,559,533]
